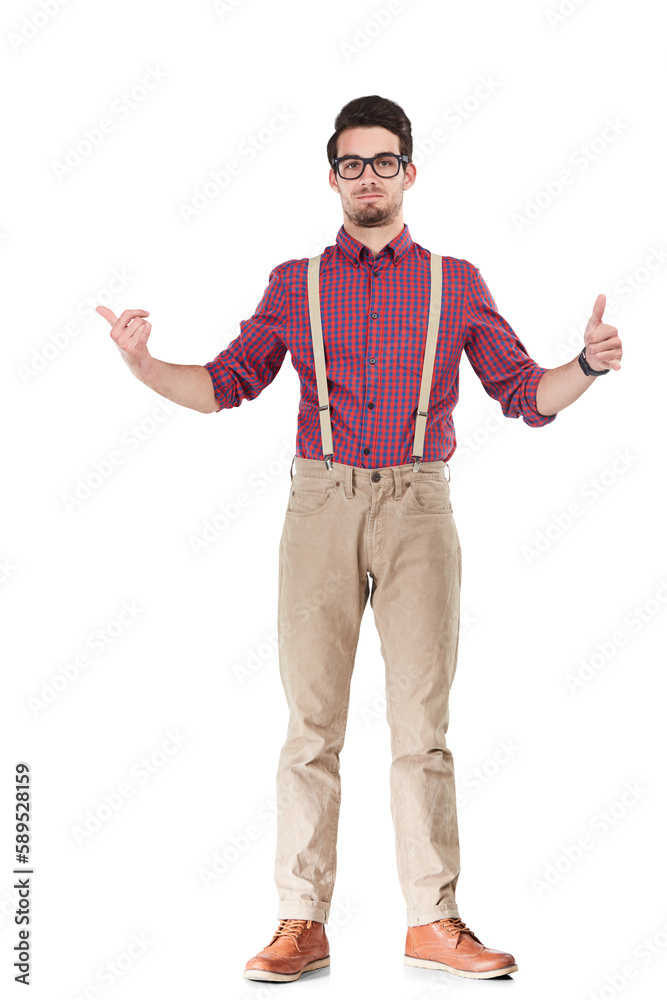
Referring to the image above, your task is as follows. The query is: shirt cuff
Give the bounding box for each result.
[203,360,236,410]
[522,365,557,427]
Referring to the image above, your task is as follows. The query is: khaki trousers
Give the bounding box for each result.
[274,455,462,927]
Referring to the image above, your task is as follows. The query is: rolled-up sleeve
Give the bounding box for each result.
[204,263,288,411]
[463,262,556,427]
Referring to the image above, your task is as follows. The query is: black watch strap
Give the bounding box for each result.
[578,346,609,376]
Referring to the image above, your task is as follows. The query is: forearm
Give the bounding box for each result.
[139,357,219,413]
[535,353,599,416]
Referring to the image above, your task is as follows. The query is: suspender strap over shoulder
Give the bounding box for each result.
[306,250,443,473]
[411,251,442,471]
[307,254,334,470]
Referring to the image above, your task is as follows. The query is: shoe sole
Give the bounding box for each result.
[243,956,330,981]
[404,955,518,979]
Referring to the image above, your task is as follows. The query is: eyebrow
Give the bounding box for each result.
[337,151,399,158]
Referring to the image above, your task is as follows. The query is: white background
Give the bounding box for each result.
[2,0,666,997]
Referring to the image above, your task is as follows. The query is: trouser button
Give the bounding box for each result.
[371,472,381,482]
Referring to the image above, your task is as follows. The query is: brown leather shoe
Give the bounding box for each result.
[404,916,518,979]
[243,918,330,981]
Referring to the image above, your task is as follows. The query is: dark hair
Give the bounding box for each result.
[326,95,413,167]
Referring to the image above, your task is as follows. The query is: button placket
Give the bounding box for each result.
[364,262,382,469]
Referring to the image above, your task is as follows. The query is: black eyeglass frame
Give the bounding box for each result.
[332,154,410,179]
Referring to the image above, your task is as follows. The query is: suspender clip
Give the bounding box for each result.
[412,456,422,473]
[324,455,334,471]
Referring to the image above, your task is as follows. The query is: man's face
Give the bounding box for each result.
[329,126,416,229]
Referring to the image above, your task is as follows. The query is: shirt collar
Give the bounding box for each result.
[335,222,413,267]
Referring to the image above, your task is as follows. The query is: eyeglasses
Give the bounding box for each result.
[332,154,409,180]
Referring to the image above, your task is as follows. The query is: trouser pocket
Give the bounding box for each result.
[286,476,338,516]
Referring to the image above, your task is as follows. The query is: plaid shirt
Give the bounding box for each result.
[204,223,556,468]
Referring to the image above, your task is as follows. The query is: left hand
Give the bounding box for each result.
[583,294,622,372]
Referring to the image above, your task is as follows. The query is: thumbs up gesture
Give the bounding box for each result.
[583,294,622,372]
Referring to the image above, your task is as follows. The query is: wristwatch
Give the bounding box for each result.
[578,346,609,376]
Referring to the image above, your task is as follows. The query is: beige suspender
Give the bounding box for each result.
[307,251,443,472]
[307,255,335,469]
[413,251,443,469]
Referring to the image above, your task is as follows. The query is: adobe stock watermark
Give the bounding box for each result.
[63,931,153,999]
[19,268,135,384]
[280,567,347,641]
[521,447,638,565]
[178,108,296,223]
[339,0,421,63]
[359,610,476,727]
[511,116,628,233]
[0,556,17,586]
[565,576,667,694]
[585,914,667,1000]
[545,0,594,30]
[61,399,178,513]
[233,630,278,685]
[456,739,521,808]
[411,75,501,169]
[26,600,145,717]
[189,443,293,553]
[455,405,508,464]
[197,786,294,889]
[8,0,73,53]
[212,0,249,16]
[551,244,667,364]
[70,731,189,846]
[52,67,168,179]
[531,780,648,897]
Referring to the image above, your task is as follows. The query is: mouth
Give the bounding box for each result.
[357,193,383,199]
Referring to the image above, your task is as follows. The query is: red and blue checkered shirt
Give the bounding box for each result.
[204,223,556,468]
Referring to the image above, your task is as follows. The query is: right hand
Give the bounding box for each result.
[97,306,153,381]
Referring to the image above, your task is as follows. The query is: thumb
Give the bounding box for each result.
[589,293,606,326]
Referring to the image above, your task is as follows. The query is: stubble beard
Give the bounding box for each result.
[344,188,403,229]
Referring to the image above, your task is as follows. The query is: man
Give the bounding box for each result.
[97,95,622,982]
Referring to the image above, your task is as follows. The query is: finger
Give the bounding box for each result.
[118,320,151,351]
[116,316,150,347]
[96,305,118,325]
[587,324,618,345]
[591,347,622,361]
[110,308,150,337]
[117,308,150,324]
[134,321,151,348]
[110,312,150,345]
[596,338,622,352]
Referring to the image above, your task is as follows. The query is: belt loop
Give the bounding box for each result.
[290,454,295,482]
[444,460,450,482]
[345,464,353,499]
[392,466,403,499]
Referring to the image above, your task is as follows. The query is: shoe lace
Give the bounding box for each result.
[269,918,313,950]
[437,917,480,946]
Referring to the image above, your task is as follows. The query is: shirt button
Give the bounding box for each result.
[369,358,376,364]
[371,472,381,482]
[363,448,370,455]
[368,402,375,409]
[371,312,378,318]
